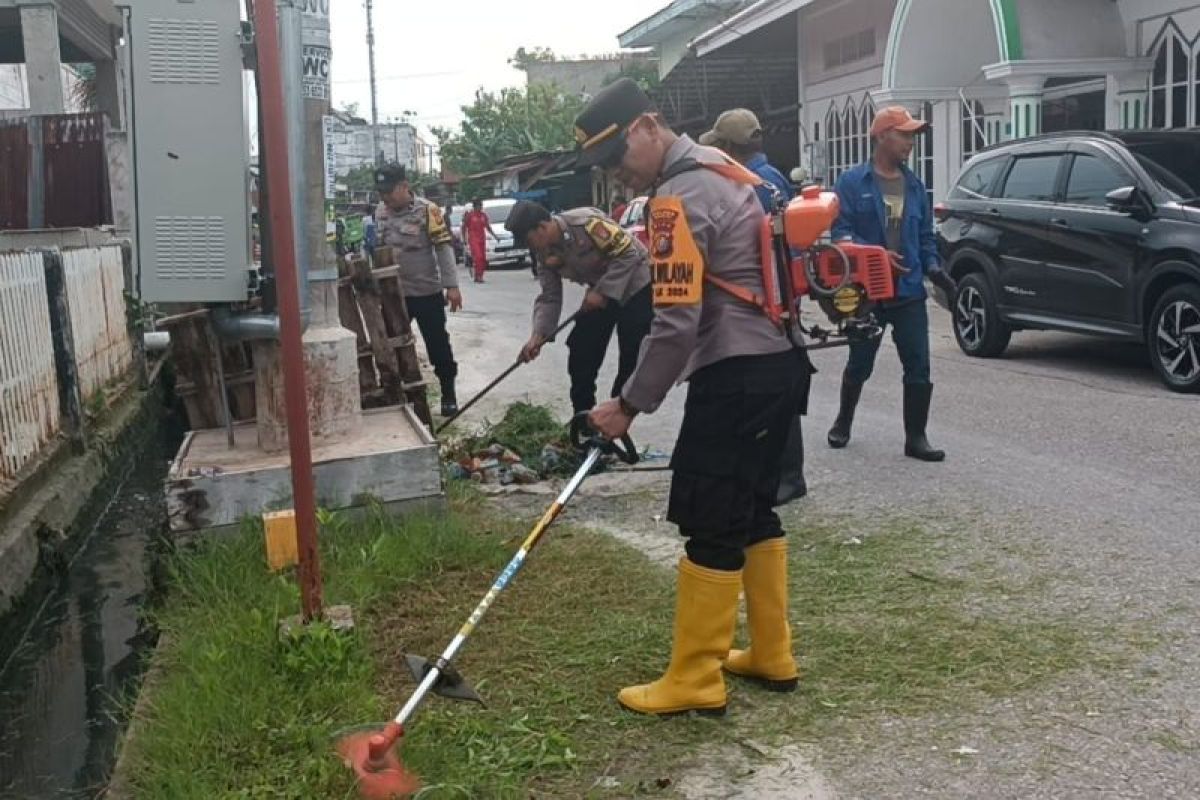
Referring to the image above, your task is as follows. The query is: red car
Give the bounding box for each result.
[616,196,649,247]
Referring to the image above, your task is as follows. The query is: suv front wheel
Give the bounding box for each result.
[1148,284,1200,393]
[952,273,1012,358]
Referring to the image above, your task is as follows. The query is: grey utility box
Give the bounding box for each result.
[127,0,252,303]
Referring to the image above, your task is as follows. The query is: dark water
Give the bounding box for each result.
[0,426,175,799]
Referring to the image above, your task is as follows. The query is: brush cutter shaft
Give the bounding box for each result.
[389,447,603,729]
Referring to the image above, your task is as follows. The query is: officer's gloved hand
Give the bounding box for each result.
[928,268,956,299]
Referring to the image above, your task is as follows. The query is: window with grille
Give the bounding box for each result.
[910,102,935,205]
[961,99,987,163]
[824,95,875,185]
[823,29,876,70]
[1148,19,1194,129]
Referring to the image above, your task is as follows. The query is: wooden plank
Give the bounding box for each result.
[220,343,255,421]
[375,275,431,425]
[169,316,224,429]
[337,255,377,395]
[348,256,403,404]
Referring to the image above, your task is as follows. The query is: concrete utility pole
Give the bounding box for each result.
[366,0,381,164]
[254,0,360,453]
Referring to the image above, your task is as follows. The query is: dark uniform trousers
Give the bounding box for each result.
[566,285,653,414]
[667,348,814,572]
[406,292,457,385]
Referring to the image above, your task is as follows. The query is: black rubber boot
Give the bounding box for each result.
[439,379,458,418]
[903,383,944,462]
[826,376,864,449]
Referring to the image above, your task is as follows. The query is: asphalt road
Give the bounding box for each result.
[433,266,1199,798]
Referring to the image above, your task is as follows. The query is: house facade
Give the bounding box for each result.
[625,0,1200,202]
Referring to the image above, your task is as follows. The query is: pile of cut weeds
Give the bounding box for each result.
[442,401,582,477]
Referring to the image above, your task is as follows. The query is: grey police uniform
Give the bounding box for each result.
[619,135,813,572]
[375,196,460,389]
[531,207,653,414]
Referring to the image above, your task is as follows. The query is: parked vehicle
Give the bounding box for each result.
[936,130,1200,393]
[617,196,649,247]
[480,198,529,268]
[446,204,467,264]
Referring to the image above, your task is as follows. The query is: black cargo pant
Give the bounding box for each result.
[405,292,457,386]
[566,285,653,414]
[668,349,814,572]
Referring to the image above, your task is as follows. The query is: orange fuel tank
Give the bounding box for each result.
[783,186,839,249]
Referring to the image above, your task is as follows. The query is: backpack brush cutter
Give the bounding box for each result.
[334,413,637,799]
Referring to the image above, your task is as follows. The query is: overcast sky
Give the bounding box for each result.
[327,0,657,143]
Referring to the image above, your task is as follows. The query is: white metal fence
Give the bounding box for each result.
[62,245,133,402]
[0,251,60,481]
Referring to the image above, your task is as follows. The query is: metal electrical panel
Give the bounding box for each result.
[126,0,251,302]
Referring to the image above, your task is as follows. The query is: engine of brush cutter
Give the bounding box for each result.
[748,186,893,343]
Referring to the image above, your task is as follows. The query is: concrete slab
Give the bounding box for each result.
[166,405,443,534]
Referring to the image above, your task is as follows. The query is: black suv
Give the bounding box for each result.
[937,130,1200,392]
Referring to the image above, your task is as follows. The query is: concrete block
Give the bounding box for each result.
[166,405,442,535]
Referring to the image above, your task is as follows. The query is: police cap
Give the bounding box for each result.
[573,78,653,169]
[374,163,407,192]
[504,200,551,247]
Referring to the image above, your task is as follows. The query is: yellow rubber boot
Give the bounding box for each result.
[617,558,742,716]
[723,538,799,691]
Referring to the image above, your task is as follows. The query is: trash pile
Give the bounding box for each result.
[442,402,582,485]
[446,443,546,486]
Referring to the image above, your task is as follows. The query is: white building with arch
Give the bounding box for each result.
[637,0,1200,202]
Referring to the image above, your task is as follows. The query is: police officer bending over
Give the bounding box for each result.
[374,164,464,417]
[582,79,812,716]
[505,200,653,415]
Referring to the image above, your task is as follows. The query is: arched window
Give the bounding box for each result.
[823,95,875,184]
[1148,20,1193,129]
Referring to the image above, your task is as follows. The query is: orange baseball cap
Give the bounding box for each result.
[870,106,930,138]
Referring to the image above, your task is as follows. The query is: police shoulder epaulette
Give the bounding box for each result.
[584,217,632,257]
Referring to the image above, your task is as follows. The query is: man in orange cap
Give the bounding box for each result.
[826,106,956,462]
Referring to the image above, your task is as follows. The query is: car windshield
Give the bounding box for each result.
[1122,138,1200,201]
[483,203,515,225]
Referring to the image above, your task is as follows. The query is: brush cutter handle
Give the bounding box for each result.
[570,412,639,465]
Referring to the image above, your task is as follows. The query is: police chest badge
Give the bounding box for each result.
[650,206,677,259]
[647,196,703,306]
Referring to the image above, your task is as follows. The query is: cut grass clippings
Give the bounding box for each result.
[119,490,1143,798]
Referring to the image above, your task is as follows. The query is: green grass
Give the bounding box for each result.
[119,492,682,799]
[121,494,1145,798]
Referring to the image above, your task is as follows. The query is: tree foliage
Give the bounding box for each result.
[433,84,585,196]
[343,164,434,197]
[509,47,558,70]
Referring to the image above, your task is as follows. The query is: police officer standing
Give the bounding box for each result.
[582,79,811,716]
[374,164,464,417]
[505,200,653,415]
